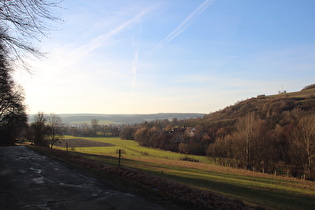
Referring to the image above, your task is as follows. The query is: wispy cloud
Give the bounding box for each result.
[56,6,156,70]
[154,0,215,49]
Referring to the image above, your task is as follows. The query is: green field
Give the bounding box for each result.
[60,135,212,163]
[56,136,315,210]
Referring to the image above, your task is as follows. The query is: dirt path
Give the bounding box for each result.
[0,146,168,210]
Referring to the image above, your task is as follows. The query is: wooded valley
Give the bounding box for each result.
[118,85,315,180]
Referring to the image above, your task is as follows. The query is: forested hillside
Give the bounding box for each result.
[120,85,315,179]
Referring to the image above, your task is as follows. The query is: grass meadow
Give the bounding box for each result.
[55,136,315,210]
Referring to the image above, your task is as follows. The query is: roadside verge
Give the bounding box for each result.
[28,145,263,210]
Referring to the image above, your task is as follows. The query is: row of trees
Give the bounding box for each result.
[207,110,315,179]
[0,47,27,145]
[119,107,315,179]
[64,119,119,137]
[119,120,211,155]
[26,112,64,148]
[0,0,61,145]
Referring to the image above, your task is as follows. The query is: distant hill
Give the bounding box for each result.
[28,113,205,124]
[203,84,315,122]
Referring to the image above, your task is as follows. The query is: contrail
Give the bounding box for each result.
[81,6,152,54]
[131,49,138,95]
[131,23,142,95]
[62,6,156,68]
[155,0,215,50]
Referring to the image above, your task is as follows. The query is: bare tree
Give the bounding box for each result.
[0,1,61,144]
[237,112,256,169]
[91,119,99,136]
[0,45,27,145]
[291,112,315,178]
[0,0,62,66]
[31,112,47,146]
[119,126,135,140]
[46,113,63,148]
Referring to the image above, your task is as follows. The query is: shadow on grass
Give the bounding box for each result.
[161,173,315,210]
[70,152,315,210]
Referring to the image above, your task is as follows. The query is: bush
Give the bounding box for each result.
[180,156,199,162]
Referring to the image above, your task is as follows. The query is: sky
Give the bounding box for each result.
[14,0,315,114]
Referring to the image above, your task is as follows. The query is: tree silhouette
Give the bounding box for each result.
[0,0,61,67]
[0,43,27,145]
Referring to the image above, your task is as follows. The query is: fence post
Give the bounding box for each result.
[118,149,121,168]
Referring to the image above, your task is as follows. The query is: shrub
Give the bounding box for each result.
[180,156,199,162]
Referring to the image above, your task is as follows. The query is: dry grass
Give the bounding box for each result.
[32,136,315,210]
[29,146,256,210]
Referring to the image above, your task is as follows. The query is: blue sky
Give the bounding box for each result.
[14,0,315,114]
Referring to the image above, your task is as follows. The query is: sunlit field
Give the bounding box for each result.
[58,135,212,163]
[55,136,315,210]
